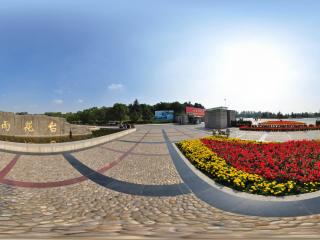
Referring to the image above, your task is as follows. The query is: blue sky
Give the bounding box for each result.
[0,0,319,113]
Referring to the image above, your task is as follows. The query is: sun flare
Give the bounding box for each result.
[214,40,299,99]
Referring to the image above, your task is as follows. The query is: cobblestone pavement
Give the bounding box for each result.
[0,124,320,239]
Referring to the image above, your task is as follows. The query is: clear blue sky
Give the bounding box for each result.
[0,0,319,113]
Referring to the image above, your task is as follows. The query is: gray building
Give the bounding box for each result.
[205,107,236,129]
[227,110,236,126]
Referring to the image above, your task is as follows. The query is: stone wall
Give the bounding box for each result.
[205,109,228,129]
[0,128,135,154]
[227,110,236,127]
[0,112,91,137]
[205,108,236,129]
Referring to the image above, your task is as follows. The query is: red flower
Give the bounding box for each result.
[201,139,320,183]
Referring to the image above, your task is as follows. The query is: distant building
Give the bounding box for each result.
[205,107,236,129]
[154,110,174,122]
[176,106,205,125]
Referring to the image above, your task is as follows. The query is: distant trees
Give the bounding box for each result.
[140,104,154,121]
[154,101,204,115]
[128,99,142,122]
[111,103,129,122]
[43,99,205,125]
[237,111,320,119]
[43,101,320,124]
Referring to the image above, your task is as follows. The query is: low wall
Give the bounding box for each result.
[0,111,91,137]
[0,128,136,154]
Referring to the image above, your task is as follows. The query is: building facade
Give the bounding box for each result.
[205,107,236,129]
[176,106,205,125]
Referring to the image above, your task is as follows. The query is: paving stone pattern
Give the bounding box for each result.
[0,124,320,239]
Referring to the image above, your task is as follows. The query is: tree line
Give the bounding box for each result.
[44,100,205,125]
[237,111,320,119]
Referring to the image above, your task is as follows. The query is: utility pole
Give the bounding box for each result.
[224,98,227,108]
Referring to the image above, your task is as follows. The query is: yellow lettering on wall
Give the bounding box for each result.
[48,121,57,133]
[24,121,34,133]
[1,121,10,132]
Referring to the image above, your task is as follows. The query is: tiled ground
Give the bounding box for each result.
[6,154,82,182]
[0,152,16,171]
[72,147,123,170]
[229,127,320,142]
[0,124,320,239]
[107,154,182,185]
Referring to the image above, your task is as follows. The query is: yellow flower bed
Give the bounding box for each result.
[177,137,320,196]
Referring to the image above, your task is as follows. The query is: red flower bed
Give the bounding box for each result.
[239,125,320,131]
[201,138,320,183]
[260,120,306,126]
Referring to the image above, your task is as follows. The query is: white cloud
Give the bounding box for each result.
[52,99,63,104]
[77,99,84,103]
[108,83,123,90]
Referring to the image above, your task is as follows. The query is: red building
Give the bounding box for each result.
[176,106,205,124]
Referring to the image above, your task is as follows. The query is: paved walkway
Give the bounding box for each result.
[0,124,320,239]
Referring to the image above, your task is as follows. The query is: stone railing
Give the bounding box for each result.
[0,128,136,154]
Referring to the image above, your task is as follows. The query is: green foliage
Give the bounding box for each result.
[238,111,320,119]
[44,99,205,125]
[128,99,142,122]
[0,128,124,143]
[111,103,129,122]
[140,104,154,121]
[154,101,204,116]
[91,128,123,137]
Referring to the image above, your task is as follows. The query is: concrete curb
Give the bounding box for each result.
[172,143,320,202]
[0,128,136,154]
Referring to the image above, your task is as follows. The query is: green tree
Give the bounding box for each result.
[140,104,154,121]
[112,103,129,122]
[128,99,142,122]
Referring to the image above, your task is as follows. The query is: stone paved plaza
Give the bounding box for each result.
[0,124,320,239]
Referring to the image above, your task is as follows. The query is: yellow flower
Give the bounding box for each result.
[177,138,320,196]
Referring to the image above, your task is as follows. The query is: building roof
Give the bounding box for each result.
[206,106,228,111]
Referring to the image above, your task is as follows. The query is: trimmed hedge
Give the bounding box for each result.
[0,128,124,144]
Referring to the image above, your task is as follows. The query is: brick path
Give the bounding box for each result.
[0,124,320,239]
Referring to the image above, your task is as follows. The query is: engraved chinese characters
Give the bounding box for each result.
[48,121,57,133]
[2,120,58,134]
[0,112,91,137]
[1,121,10,132]
[24,121,34,133]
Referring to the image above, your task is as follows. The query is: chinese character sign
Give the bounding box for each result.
[24,121,34,133]
[48,121,57,133]
[185,106,205,117]
[1,121,10,132]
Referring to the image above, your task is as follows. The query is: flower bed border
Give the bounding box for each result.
[177,136,320,196]
[173,142,320,201]
[240,125,320,131]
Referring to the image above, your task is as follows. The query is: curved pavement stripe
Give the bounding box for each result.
[117,139,166,144]
[173,127,196,139]
[0,154,123,188]
[0,131,150,188]
[162,129,320,217]
[64,153,190,197]
[99,146,169,156]
[0,155,20,180]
